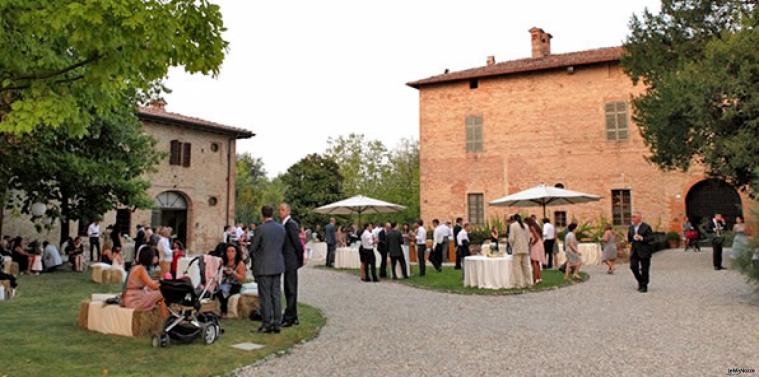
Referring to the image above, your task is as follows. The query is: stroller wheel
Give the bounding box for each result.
[202,323,218,345]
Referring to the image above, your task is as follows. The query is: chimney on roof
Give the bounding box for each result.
[148,98,167,112]
[529,27,552,58]
[486,56,496,66]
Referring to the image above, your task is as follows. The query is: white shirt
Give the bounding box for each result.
[542,223,555,240]
[433,224,450,246]
[372,227,381,242]
[457,229,469,247]
[448,226,454,239]
[415,226,427,245]
[43,244,62,267]
[87,223,100,238]
[361,229,374,249]
[282,216,291,225]
[158,236,172,263]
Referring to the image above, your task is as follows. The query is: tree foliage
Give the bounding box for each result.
[0,101,162,240]
[235,153,279,225]
[622,0,759,192]
[0,0,227,135]
[280,154,343,227]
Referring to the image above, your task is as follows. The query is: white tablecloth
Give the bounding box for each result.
[335,247,410,277]
[176,256,201,288]
[556,242,602,266]
[463,255,533,289]
[307,242,327,262]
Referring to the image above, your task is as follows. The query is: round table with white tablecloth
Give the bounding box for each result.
[464,255,532,289]
[334,246,411,277]
[555,242,602,266]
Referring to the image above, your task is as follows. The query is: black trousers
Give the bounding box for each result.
[378,247,388,278]
[283,268,298,322]
[326,243,336,267]
[256,274,282,329]
[416,244,427,276]
[390,255,408,279]
[219,283,241,314]
[431,244,443,271]
[629,252,651,288]
[543,239,555,269]
[360,247,378,281]
[0,271,17,288]
[89,237,100,262]
[455,244,463,269]
[712,240,724,268]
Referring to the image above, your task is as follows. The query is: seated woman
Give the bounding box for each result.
[66,237,85,272]
[100,247,113,265]
[111,247,125,269]
[10,237,30,274]
[122,246,168,319]
[218,244,246,318]
[563,223,583,280]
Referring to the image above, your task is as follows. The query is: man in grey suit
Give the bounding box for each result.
[325,218,337,267]
[250,205,286,333]
[387,222,408,279]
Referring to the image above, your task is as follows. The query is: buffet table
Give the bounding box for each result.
[555,242,602,266]
[464,255,532,290]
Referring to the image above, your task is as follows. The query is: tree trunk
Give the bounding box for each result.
[59,193,70,244]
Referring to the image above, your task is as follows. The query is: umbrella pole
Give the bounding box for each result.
[543,204,547,220]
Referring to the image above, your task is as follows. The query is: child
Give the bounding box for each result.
[29,244,43,275]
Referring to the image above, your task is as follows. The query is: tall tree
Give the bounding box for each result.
[0,0,227,135]
[622,0,759,192]
[324,133,389,197]
[280,154,343,227]
[1,101,162,242]
[235,153,269,225]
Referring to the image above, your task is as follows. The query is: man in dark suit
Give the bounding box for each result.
[628,212,654,293]
[386,223,408,279]
[134,225,145,255]
[453,217,463,269]
[377,223,389,278]
[707,213,727,270]
[250,205,286,333]
[279,203,304,327]
[325,218,337,267]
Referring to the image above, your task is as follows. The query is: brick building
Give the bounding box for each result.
[408,28,753,232]
[1,101,254,252]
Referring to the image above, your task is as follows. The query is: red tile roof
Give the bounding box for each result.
[137,107,255,139]
[407,46,624,88]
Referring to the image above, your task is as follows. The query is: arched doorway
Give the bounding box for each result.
[151,191,189,247]
[685,179,743,229]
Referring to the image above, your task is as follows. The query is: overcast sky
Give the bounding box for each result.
[164,0,661,177]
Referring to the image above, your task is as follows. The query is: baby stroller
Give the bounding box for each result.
[152,256,224,348]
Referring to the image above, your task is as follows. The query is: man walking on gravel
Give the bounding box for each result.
[628,212,654,293]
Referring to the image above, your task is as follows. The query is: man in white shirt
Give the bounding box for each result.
[415,220,428,276]
[542,218,556,269]
[431,219,448,272]
[42,241,63,272]
[360,223,378,282]
[456,223,470,280]
[87,220,101,262]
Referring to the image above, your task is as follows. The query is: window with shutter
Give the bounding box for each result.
[611,189,632,225]
[169,140,181,165]
[465,115,483,153]
[604,101,629,141]
[182,142,191,167]
[467,193,485,226]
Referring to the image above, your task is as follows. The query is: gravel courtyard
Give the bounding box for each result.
[238,249,759,377]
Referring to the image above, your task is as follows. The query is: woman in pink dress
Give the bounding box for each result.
[526,217,546,284]
[122,246,168,318]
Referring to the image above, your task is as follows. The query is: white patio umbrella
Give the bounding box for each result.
[489,184,601,218]
[313,195,407,225]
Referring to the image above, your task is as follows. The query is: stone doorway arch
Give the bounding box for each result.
[151,191,190,247]
[685,179,742,230]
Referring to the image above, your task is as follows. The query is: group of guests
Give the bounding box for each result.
[681,214,749,270]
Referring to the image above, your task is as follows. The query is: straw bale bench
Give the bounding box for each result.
[78,294,161,337]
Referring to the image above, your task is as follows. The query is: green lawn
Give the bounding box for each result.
[0,271,325,377]
[320,265,588,295]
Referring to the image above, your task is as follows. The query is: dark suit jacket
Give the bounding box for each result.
[134,229,145,251]
[377,229,388,253]
[250,219,286,276]
[386,229,403,257]
[325,223,336,245]
[628,222,654,258]
[283,218,305,271]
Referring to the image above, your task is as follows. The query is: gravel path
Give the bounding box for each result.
[238,249,759,377]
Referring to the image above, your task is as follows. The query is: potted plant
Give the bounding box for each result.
[665,231,680,249]
[467,227,489,255]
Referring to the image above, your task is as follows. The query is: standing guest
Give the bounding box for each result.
[377,223,390,278]
[42,241,63,272]
[601,224,618,274]
[360,223,379,282]
[526,217,545,284]
[457,223,470,280]
[564,223,584,280]
[708,213,727,270]
[170,240,185,278]
[489,226,499,250]
[731,216,748,260]
[508,214,533,289]
[325,218,337,268]
[453,218,464,269]
[336,227,347,248]
[134,225,146,256]
[157,227,172,275]
[401,223,411,262]
[110,224,122,249]
[219,244,246,318]
[250,205,286,334]
[223,225,231,244]
[445,220,454,263]
[10,237,30,274]
[66,236,85,272]
[415,220,428,276]
[387,223,408,279]
[87,219,101,262]
[628,212,654,292]
[542,218,556,269]
[431,219,448,272]
[682,217,700,252]
[279,203,305,328]
[122,246,168,319]
[349,224,360,245]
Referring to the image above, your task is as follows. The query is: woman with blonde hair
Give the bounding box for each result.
[157,227,173,276]
[525,217,545,284]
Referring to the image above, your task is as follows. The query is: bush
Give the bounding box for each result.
[732,229,759,291]
[666,231,680,241]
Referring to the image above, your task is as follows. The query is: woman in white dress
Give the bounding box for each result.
[157,227,173,276]
[731,216,748,260]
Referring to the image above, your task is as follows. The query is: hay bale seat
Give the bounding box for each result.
[227,292,260,320]
[3,258,19,276]
[90,264,125,284]
[77,295,162,337]
[1,279,12,300]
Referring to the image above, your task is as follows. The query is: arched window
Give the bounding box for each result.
[155,191,187,209]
